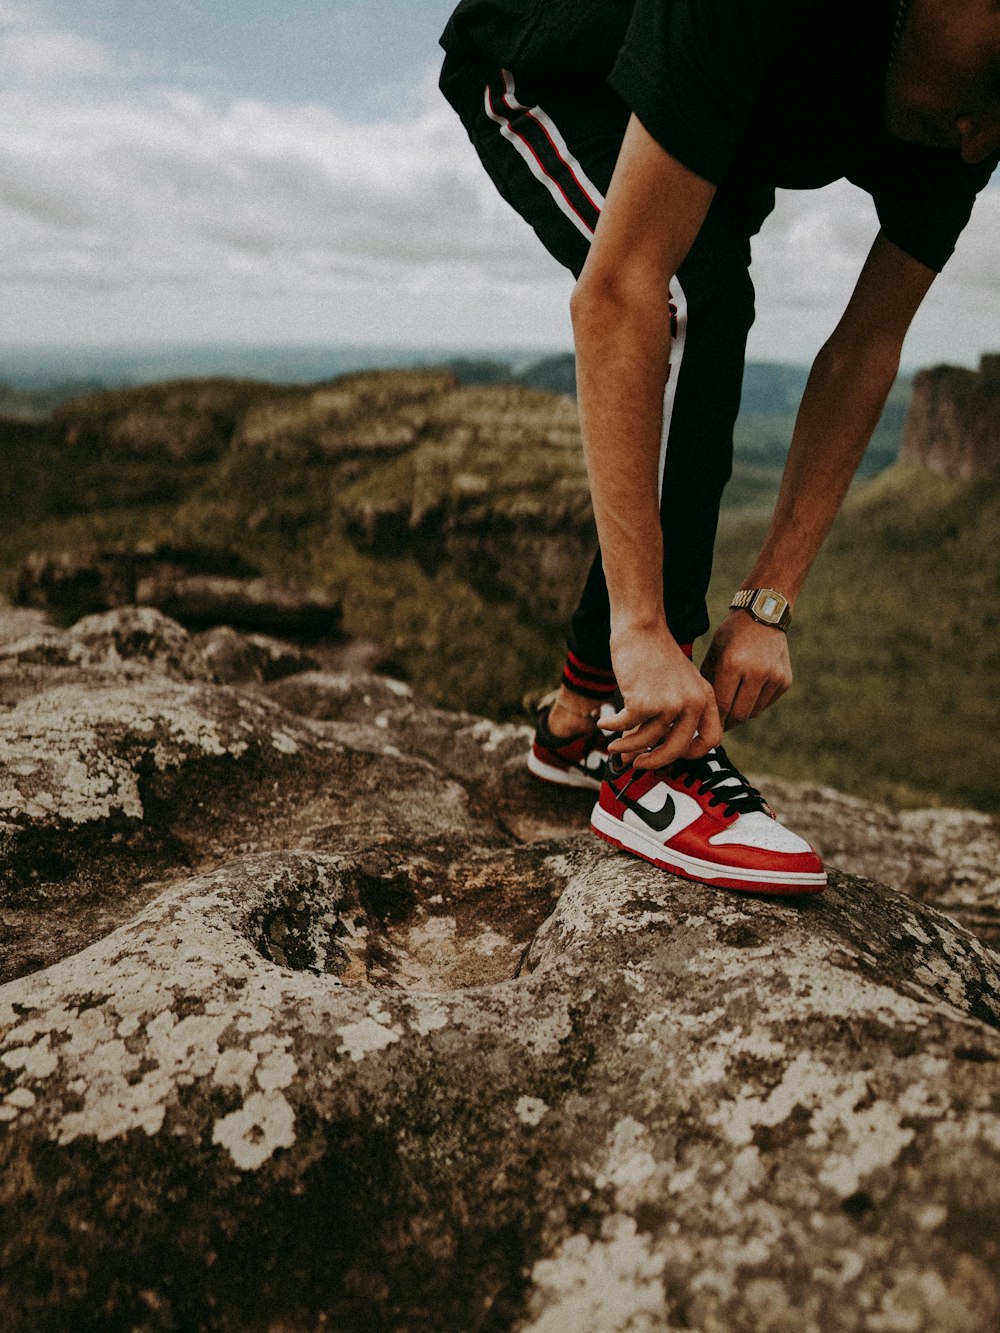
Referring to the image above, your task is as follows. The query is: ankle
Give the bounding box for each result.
[546,686,602,738]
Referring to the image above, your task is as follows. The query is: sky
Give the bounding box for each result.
[0,0,996,367]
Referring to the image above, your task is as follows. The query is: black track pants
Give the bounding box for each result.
[441,56,758,667]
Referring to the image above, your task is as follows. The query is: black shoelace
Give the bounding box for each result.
[608,746,769,819]
[667,747,770,819]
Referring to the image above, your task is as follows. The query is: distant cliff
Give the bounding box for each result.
[899,354,1000,478]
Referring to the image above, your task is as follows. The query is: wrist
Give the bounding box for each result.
[741,554,806,606]
[611,620,695,664]
[730,586,793,632]
[610,613,668,644]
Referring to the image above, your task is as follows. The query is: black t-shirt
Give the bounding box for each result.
[440,0,997,272]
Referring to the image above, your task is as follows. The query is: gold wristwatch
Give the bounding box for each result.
[729,588,792,631]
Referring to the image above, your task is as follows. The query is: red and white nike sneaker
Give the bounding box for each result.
[527,696,610,791]
[591,748,826,896]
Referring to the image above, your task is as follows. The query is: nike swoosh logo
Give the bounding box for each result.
[617,785,676,833]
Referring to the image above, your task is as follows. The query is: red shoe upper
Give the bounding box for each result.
[600,751,823,875]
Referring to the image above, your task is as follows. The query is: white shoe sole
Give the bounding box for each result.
[527,749,604,791]
[591,804,826,895]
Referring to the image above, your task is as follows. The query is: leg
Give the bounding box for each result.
[658,204,757,643]
[442,57,726,729]
[441,57,630,743]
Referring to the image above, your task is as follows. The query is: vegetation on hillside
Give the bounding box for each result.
[708,464,1000,812]
[0,374,573,712]
[1,372,996,813]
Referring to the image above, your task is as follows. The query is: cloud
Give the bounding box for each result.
[0,87,530,273]
[745,179,1000,364]
[0,12,993,361]
[0,3,113,83]
[0,27,108,80]
[0,68,576,346]
[0,1,44,26]
[932,185,1000,293]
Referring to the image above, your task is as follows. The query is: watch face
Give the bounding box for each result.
[752,590,787,624]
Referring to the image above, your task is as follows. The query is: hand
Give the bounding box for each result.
[599,625,723,769]
[701,611,793,730]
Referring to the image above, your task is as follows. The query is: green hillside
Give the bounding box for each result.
[0,374,572,713]
[708,464,1000,812]
[1,374,996,813]
[448,353,911,502]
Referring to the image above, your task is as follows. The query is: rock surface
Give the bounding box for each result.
[1,606,999,1332]
[755,777,1000,952]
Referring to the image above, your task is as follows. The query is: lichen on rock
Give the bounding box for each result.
[1,605,999,1331]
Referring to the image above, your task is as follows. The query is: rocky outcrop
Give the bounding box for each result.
[752,777,1000,951]
[16,544,260,616]
[16,545,343,638]
[1,605,999,1331]
[899,355,1000,478]
[139,573,342,637]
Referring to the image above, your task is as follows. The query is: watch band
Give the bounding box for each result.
[730,588,792,631]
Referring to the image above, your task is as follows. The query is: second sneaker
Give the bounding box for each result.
[528,693,611,791]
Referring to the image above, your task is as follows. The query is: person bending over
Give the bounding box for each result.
[439,0,999,895]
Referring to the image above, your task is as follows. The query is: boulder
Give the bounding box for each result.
[0,608,518,986]
[0,605,49,646]
[193,625,319,685]
[2,844,1000,1331]
[750,776,1000,951]
[0,608,999,1331]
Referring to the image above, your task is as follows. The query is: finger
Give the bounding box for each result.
[700,643,719,683]
[709,662,742,728]
[632,708,700,769]
[686,695,723,758]
[750,680,784,718]
[723,676,764,730]
[597,707,637,732]
[757,677,794,719]
[607,714,677,754]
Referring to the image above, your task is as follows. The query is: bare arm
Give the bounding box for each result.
[704,233,937,727]
[571,115,722,767]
